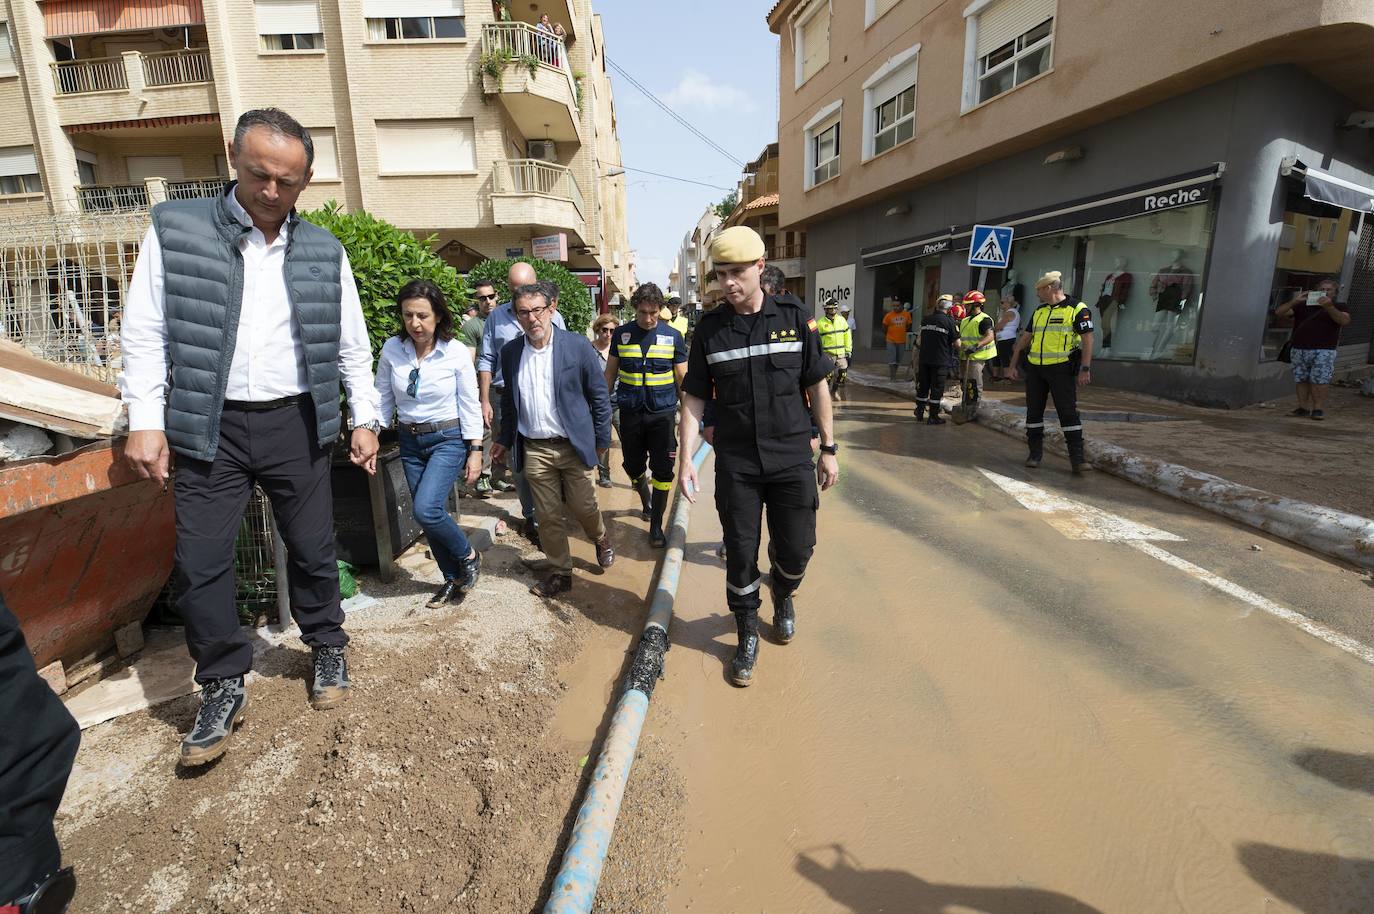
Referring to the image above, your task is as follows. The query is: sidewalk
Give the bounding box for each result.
[847,364,1374,530]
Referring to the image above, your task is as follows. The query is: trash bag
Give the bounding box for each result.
[337,560,358,599]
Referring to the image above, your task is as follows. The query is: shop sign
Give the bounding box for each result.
[532,233,568,262]
[918,238,950,257]
[814,263,855,318]
[505,247,524,258]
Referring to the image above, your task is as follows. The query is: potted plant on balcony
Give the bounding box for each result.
[301,201,470,566]
[466,257,594,334]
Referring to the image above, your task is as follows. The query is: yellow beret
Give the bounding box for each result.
[708,226,766,265]
[659,306,672,319]
[936,293,954,302]
[1035,271,1063,289]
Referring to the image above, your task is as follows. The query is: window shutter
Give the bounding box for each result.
[255,0,322,35]
[799,3,830,82]
[0,23,15,75]
[361,0,463,17]
[871,58,917,107]
[0,146,39,178]
[126,156,186,181]
[976,0,1054,57]
[310,128,339,180]
[377,120,475,173]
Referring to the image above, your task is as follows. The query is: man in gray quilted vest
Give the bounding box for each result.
[119,109,381,768]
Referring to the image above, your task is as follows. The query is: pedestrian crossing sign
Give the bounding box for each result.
[967,224,1014,269]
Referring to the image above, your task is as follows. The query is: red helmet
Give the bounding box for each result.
[962,290,987,307]
[949,302,967,320]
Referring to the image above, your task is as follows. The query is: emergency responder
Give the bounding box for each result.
[1009,271,1095,474]
[915,294,959,424]
[956,290,996,413]
[606,282,688,547]
[678,227,838,687]
[663,295,691,339]
[817,295,852,401]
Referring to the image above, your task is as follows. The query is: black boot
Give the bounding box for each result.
[648,486,670,548]
[772,590,795,644]
[1026,430,1044,468]
[633,475,651,520]
[1067,433,1089,475]
[913,404,926,421]
[730,610,760,687]
[457,549,482,593]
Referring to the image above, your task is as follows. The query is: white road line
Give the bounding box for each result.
[1130,540,1374,667]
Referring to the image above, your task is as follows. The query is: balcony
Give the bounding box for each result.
[51,49,217,127]
[76,175,227,214]
[480,23,580,144]
[491,159,585,238]
[769,242,807,279]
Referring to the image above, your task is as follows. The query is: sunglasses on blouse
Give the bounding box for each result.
[406,366,420,398]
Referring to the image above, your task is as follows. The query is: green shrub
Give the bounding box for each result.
[467,257,594,335]
[301,201,468,358]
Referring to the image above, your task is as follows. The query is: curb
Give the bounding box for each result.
[847,372,1374,572]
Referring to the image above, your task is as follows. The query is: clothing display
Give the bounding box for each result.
[1095,269,1133,348]
[1149,262,1195,313]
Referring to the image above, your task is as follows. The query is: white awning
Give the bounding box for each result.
[1283,157,1374,214]
[255,0,322,35]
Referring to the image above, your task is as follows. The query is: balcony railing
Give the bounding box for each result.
[771,242,807,259]
[141,48,213,87]
[481,22,577,102]
[167,176,229,200]
[76,183,148,213]
[493,159,584,218]
[52,57,127,95]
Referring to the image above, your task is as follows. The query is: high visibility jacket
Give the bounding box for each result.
[1027,300,1091,366]
[959,312,996,361]
[666,314,691,338]
[817,313,851,358]
[615,321,685,413]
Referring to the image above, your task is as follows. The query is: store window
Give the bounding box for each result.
[963,0,1054,110]
[871,253,942,349]
[1007,200,1215,363]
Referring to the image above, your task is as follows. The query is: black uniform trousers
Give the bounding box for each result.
[174,397,347,685]
[715,461,818,614]
[915,362,949,411]
[1024,361,1084,460]
[0,591,80,901]
[619,409,677,485]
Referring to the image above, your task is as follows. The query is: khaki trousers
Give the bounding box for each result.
[522,437,607,573]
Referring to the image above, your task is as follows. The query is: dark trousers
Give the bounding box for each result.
[174,399,347,684]
[489,388,537,523]
[619,409,677,486]
[1024,361,1084,460]
[0,591,80,900]
[715,462,818,615]
[915,362,949,410]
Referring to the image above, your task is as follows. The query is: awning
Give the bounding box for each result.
[1282,158,1374,214]
[64,113,219,134]
[41,0,205,37]
[861,231,951,268]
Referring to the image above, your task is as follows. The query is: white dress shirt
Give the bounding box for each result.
[117,189,380,431]
[516,336,566,439]
[375,335,482,438]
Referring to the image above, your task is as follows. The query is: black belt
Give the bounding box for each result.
[522,434,568,444]
[223,393,309,412]
[399,417,463,435]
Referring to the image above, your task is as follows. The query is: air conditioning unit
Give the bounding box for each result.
[528,140,557,163]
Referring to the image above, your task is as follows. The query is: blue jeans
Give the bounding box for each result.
[398,426,474,582]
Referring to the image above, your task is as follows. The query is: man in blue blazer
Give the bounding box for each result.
[490,282,615,597]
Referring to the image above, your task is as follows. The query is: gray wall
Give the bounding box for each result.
[806,65,1374,407]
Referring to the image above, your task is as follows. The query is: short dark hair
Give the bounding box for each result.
[513,283,551,309]
[760,265,786,294]
[667,295,681,306]
[233,108,314,171]
[632,282,665,308]
[395,279,454,341]
[472,278,496,292]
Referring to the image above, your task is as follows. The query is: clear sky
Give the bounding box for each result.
[593,1,781,289]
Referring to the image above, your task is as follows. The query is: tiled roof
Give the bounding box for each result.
[744,193,779,211]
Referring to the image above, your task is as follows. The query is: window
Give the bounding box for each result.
[0,22,16,78]
[793,0,829,88]
[802,100,842,190]
[309,127,339,180]
[963,0,1055,110]
[0,146,42,196]
[863,45,919,160]
[865,0,900,28]
[364,1,465,40]
[76,150,99,186]
[376,119,475,174]
[256,0,324,52]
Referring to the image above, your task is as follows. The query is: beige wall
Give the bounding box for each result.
[771,0,1374,229]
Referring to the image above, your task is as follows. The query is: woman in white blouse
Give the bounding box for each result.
[375,280,484,608]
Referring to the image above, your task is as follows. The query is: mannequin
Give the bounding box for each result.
[1149,250,1196,358]
[1000,269,1024,316]
[1095,256,1133,350]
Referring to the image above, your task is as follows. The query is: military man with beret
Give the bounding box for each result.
[678,226,839,687]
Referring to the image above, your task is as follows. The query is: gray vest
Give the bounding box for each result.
[152,191,346,461]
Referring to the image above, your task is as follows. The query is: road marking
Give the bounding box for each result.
[980,468,1374,667]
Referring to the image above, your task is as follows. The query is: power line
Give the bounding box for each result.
[618,165,732,190]
[604,55,746,168]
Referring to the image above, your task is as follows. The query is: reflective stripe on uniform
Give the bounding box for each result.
[618,369,675,387]
[726,575,764,596]
[1061,424,1083,432]
[772,564,805,581]
[706,341,804,364]
[650,478,673,491]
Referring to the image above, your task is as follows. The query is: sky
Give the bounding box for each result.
[592,1,781,290]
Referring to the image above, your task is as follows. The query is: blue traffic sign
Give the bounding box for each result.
[967,224,1014,269]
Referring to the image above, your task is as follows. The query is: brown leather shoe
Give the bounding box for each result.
[531,572,572,598]
[595,536,615,568]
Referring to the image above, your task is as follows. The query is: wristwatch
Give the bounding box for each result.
[469,445,484,452]
[354,420,381,434]
[819,443,839,455]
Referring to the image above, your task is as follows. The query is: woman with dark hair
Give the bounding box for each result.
[374,279,483,607]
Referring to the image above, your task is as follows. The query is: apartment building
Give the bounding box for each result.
[675,205,719,307]
[769,0,1374,406]
[0,0,630,365]
[721,142,807,300]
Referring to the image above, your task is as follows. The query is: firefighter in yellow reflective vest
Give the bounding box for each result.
[956,290,997,412]
[605,283,688,547]
[817,296,853,401]
[1009,271,1095,474]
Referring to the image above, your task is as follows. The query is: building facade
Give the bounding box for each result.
[675,205,719,307]
[768,0,1374,406]
[722,142,808,300]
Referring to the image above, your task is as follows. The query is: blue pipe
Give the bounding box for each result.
[544,443,712,914]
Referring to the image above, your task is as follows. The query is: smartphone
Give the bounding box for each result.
[1306,290,1325,307]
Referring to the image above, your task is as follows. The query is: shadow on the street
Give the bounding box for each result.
[1237,842,1374,912]
[1292,747,1374,796]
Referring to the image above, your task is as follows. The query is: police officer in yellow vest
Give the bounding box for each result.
[956,290,996,411]
[606,283,688,547]
[817,295,852,401]
[1009,271,1095,474]
[662,295,691,339]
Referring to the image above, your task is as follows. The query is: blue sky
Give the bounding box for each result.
[593,1,781,288]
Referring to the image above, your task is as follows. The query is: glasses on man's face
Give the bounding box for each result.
[515,304,551,321]
[477,293,498,302]
[406,366,420,398]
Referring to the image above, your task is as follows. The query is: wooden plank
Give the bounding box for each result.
[0,366,124,436]
[0,339,117,398]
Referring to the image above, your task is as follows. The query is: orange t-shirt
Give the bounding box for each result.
[883,310,913,344]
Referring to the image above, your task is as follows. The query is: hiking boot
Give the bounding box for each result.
[426,580,461,608]
[310,646,350,710]
[180,676,247,767]
[457,549,482,593]
[648,487,670,549]
[492,478,517,493]
[531,572,572,598]
[474,474,494,497]
[596,471,614,488]
[772,593,796,644]
[595,535,616,568]
[730,611,760,687]
[1071,462,1089,476]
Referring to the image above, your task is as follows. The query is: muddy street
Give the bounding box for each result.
[634,384,1374,913]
